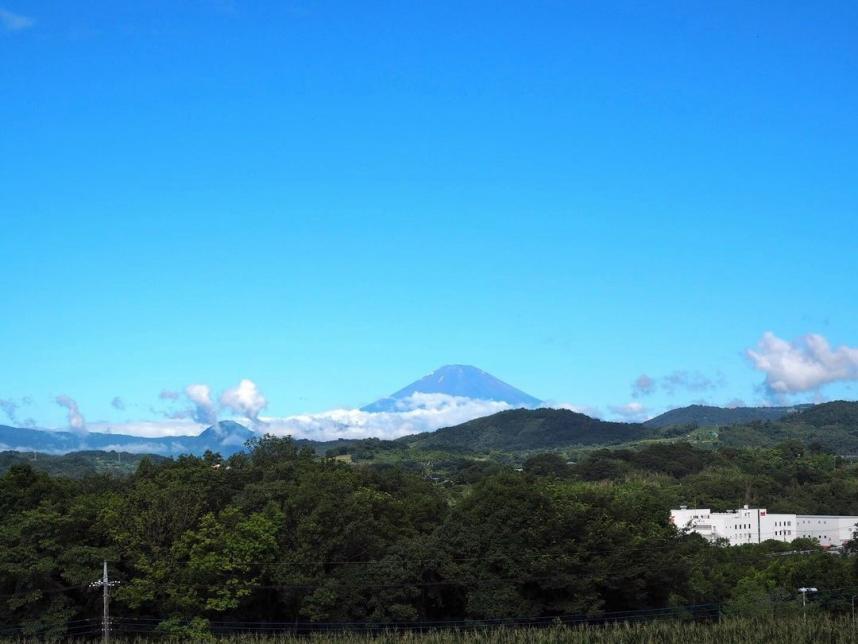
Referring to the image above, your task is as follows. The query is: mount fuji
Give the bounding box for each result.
[361,364,542,412]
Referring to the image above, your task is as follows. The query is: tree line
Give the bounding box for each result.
[2,437,858,637]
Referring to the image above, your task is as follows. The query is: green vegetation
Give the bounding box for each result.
[312,402,858,471]
[719,401,858,454]
[0,450,169,478]
[4,615,858,642]
[643,404,809,429]
[399,408,652,452]
[5,433,858,639]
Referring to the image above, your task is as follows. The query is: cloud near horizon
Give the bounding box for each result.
[260,393,516,441]
[82,393,536,441]
[747,332,858,396]
[607,401,649,422]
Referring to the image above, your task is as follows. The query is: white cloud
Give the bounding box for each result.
[185,384,218,424]
[87,418,203,438]
[261,393,515,442]
[747,332,858,395]
[48,392,597,442]
[78,393,515,442]
[608,401,649,422]
[220,379,267,425]
[55,395,87,434]
[0,8,34,32]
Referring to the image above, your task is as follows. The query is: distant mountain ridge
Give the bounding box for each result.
[362,364,542,412]
[644,404,812,429]
[0,421,254,457]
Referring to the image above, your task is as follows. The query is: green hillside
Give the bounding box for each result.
[644,404,808,428]
[718,401,858,454]
[399,407,652,452]
[782,400,858,427]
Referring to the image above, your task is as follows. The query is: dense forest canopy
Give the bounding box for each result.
[4,435,858,638]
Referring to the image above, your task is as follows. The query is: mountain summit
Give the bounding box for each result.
[361,364,542,412]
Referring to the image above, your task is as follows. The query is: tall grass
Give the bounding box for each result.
[5,614,858,643]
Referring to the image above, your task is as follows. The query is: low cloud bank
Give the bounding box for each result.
[87,418,203,438]
[85,393,523,442]
[260,393,514,442]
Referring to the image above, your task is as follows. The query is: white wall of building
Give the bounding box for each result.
[796,515,858,547]
[671,506,858,547]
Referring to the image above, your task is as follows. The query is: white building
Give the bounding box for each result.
[670,505,858,547]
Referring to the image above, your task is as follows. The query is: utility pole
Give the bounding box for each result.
[798,587,817,622]
[90,561,119,644]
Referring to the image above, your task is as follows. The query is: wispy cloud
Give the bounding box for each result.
[631,374,656,397]
[55,395,87,435]
[184,384,218,425]
[0,398,20,424]
[662,370,723,395]
[0,8,34,32]
[747,331,858,396]
[631,370,724,397]
[608,401,649,422]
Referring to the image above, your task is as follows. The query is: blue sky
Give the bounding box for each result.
[1,1,857,433]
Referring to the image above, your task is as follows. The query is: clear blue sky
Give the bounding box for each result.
[1,1,857,429]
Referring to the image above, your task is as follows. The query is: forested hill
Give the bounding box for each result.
[644,404,808,429]
[399,408,651,452]
[718,401,858,454]
[783,400,858,427]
